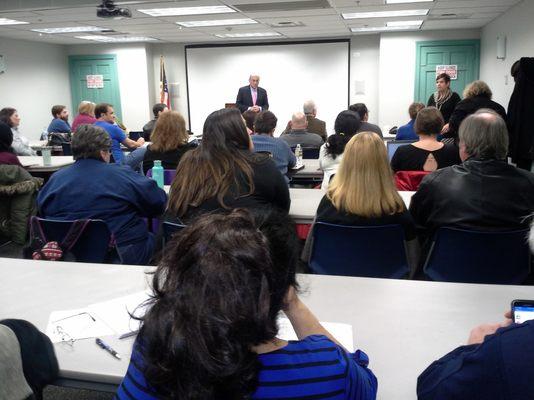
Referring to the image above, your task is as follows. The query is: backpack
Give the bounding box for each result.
[24,217,116,262]
[47,132,71,146]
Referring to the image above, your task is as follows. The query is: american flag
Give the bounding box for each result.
[160,55,170,109]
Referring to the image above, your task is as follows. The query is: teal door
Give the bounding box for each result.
[415,40,480,103]
[69,55,122,120]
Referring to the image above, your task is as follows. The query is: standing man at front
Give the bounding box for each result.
[94,103,144,164]
[236,74,269,113]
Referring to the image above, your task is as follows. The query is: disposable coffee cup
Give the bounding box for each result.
[41,147,52,166]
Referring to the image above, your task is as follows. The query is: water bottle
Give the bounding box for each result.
[295,144,303,166]
[152,160,164,189]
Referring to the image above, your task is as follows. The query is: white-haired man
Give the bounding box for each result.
[236,74,269,113]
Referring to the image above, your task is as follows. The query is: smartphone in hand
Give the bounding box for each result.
[511,300,534,324]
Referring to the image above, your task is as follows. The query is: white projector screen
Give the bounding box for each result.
[185,41,349,136]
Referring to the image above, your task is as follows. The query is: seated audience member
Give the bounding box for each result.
[310,132,416,255]
[71,101,96,132]
[37,125,166,265]
[410,109,534,244]
[395,102,425,140]
[282,100,327,142]
[242,110,257,135]
[143,103,168,141]
[166,108,290,223]
[447,80,507,140]
[349,103,383,137]
[319,110,361,190]
[391,107,461,172]
[417,226,534,400]
[124,111,197,175]
[47,105,71,134]
[94,103,145,164]
[0,122,21,166]
[0,108,35,156]
[116,209,378,400]
[427,73,461,126]
[280,112,324,148]
[251,111,295,183]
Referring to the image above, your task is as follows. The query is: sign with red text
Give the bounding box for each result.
[436,65,457,80]
[86,74,104,88]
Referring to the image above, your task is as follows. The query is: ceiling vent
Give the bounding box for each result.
[428,13,473,20]
[233,0,331,13]
[269,21,305,27]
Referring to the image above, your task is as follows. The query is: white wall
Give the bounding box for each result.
[350,35,380,125]
[148,43,189,128]
[66,43,151,131]
[378,29,480,132]
[481,0,534,108]
[0,38,71,140]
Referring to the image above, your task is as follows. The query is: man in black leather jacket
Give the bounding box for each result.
[410,109,534,245]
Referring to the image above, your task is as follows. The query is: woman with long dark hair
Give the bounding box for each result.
[0,108,35,156]
[166,108,289,222]
[116,209,378,399]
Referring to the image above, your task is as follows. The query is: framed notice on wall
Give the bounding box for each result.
[436,65,458,79]
[86,74,104,88]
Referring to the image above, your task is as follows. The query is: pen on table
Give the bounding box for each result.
[119,330,139,340]
[95,338,121,360]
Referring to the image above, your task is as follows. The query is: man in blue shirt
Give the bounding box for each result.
[47,105,71,134]
[38,124,166,265]
[94,103,145,163]
[395,102,424,140]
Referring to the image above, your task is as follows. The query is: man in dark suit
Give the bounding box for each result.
[236,74,269,113]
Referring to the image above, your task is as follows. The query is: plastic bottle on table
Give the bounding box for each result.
[295,144,303,166]
[151,160,164,189]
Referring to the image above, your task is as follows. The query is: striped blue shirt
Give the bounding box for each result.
[115,335,377,399]
[251,134,296,183]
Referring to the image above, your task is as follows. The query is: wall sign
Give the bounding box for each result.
[86,74,104,88]
[436,65,458,80]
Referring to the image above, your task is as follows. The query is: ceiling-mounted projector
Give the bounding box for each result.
[97,0,132,19]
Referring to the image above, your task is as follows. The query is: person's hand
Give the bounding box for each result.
[137,137,145,145]
[252,106,261,113]
[283,286,299,312]
[441,123,450,134]
[467,311,514,345]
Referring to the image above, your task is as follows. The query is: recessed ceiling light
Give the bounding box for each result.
[386,0,433,3]
[31,26,106,34]
[342,9,428,19]
[177,18,257,28]
[386,20,423,27]
[350,26,417,32]
[215,32,281,38]
[138,6,235,17]
[75,35,157,43]
[0,18,29,25]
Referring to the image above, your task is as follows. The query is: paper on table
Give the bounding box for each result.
[277,317,354,352]
[46,308,114,343]
[87,291,152,337]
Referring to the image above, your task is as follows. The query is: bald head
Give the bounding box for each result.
[459,109,509,161]
[291,112,307,130]
[249,75,260,89]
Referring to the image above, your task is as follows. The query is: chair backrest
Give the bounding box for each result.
[61,142,72,156]
[146,168,177,185]
[309,222,409,278]
[290,146,320,159]
[29,217,115,263]
[394,170,431,191]
[162,221,186,247]
[424,227,531,284]
[387,140,417,161]
[129,131,143,141]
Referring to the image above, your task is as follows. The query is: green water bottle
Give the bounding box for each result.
[152,160,164,189]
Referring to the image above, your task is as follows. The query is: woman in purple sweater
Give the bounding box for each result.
[71,101,96,132]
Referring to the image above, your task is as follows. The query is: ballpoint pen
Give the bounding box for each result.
[95,338,121,360]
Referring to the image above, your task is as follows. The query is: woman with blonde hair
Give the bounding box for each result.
[71,101,96,132]
[311,132,416,245]
[447,80,507,141]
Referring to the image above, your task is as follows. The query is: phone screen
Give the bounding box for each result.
[512,302,534,324]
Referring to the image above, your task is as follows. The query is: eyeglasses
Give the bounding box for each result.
[51,311,96,347]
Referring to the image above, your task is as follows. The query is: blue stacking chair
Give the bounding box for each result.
[61,143,72,156]
[424,227,531,284]
[28,217,117,263]
[146,168,177,184]
[309,223,409,278]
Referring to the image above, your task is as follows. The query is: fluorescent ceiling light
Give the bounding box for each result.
[138,6,235,17]
[0,18,29,25]
[351,26,417,32]
[386,0,433,3]
[215,32,281,38]
[342,9,428,19]
[177,18,257,27]
[31,26,105,34]
[75,35,157,43]
[386,20,423,27]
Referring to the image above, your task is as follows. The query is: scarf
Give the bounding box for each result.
[434,89,453,110]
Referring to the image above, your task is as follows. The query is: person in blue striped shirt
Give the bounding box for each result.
[115,209,377,400]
